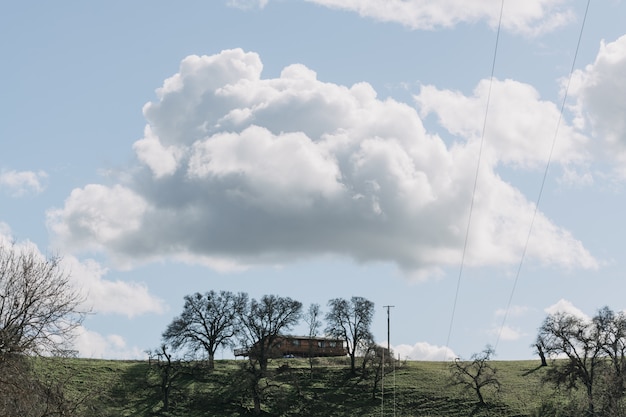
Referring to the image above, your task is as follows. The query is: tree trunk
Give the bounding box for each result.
[208,353,215,370]
[475,386,485,405]
[350,353,356,374]
[253,384,262,415]
[536,344,547,367]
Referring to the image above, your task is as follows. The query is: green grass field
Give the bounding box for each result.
[31,356,576,416]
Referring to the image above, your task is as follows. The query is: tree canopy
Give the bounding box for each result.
[162,290,247,369]
[325,296,374,374]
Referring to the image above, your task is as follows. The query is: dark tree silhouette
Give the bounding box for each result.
[450,346,501,406]
[238,294,302,415]
[325,296,374,374]
[304,303,322,377]
[163,290,247,370]
[538,306,626,416]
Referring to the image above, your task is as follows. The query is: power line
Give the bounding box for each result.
[494,0,592,351]
[444,0,505,360]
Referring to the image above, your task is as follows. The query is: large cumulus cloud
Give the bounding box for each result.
[47,48,597,278]
[569,34,626,178]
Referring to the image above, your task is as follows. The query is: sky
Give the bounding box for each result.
[1,0,626,361]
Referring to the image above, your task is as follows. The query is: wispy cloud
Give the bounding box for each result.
[0,169,48,197]
[304,0,574,36]
[227,0,268,10]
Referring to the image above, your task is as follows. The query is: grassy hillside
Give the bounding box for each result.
[32,356,573,416]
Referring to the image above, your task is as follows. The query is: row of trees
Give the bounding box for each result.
[6,239,626,416]
[161,290,375,374]
[157,290,376,414]
[452,306,626,416]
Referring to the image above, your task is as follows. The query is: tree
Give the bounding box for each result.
[593,306,626,413]
[361,341,395,401]
[237,294,302,415]
[147,344,186,412]
[325,296,374,374]
[0,245,85,357]
[0,244,86,417]
[533,336,548,367]
[163,290,247,370]
[450,345,501,406]
[538,306,626,416]
[238,294,302,374]
[538,311,603,416]
[304,303,322,377]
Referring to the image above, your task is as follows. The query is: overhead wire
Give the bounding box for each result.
[493,0,592,351]
[444,0,505,360]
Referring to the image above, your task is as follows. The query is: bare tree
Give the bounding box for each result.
[325,296,374,374]
[0,244,86,417]
[594,307,626,414]
[361,341,394,401]
[147,344,186,412]
[0,244,84,357]
[163,290,247,370]
[237,294,302,415]
[538,306,626,416]
[450,345,501,406]
[539,311,602,416]
[304,303,321,376]
[238,294,302,374]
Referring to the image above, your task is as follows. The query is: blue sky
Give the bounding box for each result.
[2,0,626,361]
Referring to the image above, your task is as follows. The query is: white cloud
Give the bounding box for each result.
[415,79,590,171]
[544,298,590,321]
[63,256,166,318]
[489,325,525,342]
[494,305,530,318]
[73,326,145,359]
[48,48,597,278]
[0,224,165,318]
[569,34,626,178]
[48,184,148,255]
[227,0,268,10]
[0,169,48,196]
[133,126,183,178]
[392,341,456,361]
[304,0,574,36]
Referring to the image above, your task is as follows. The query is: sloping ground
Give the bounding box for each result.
[32,357,561,416]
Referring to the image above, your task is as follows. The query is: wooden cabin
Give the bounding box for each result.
[234,336,347,359]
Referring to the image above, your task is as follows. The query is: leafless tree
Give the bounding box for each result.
[147,344,186,412]
[304,303,321,376]
[538,306,626,416]
[0,244,86,416]
[325,296,374,374]
[450,345,501,406]
[237,294,302,415]
[0,245,85,357]
[538,311,603,416]
[361,341,394,401]
[163,290,247,370]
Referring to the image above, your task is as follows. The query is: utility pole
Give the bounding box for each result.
[382,305,395,416]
